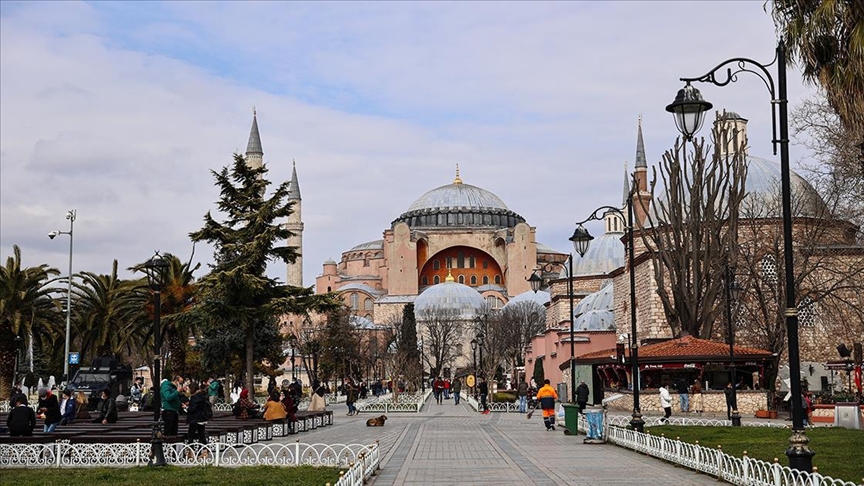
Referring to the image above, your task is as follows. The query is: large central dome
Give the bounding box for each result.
[393,173,526,229]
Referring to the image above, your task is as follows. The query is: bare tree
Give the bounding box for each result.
[416,305,463,379]
[641,116,748,338]
[499,301,546,383]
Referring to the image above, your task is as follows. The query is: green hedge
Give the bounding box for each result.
[494,392,516,403]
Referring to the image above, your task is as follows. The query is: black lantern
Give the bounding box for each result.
[569,225,593,257]
[528,272,543,293]
[665,83,713,141]
[143,253,169,291]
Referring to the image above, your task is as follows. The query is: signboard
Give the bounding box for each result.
[68,352,80,365]
[466,375,475,387]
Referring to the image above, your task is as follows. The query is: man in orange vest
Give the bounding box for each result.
[536,379,558,431]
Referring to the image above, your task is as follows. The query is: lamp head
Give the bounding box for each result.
[527,272,543,293]
[666,83,713,141]
[65,210,75,221]
[470,338,477,351]
[729,280,743,302]
[569,225,593,257]
[142,251,169,291]
[48,230,60,240]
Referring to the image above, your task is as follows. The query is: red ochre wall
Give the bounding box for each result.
[419,246,503,288]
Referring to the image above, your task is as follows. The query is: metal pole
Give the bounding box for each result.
[569,256,576,403]
[149,287,166,466]
[777,40,813,471]
[472,345,477,399]
[63,213,74,383]
[725,262,740,426]
[627,189,643,432]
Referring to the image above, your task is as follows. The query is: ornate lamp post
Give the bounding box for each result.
[571,189,642,432]
[529,257,576,403]
[724,264,743,426]
[477,333,485,379]
[666,40,813,471]
[48,209,76,383]
[289,334,298,381]
[418,337,425,392]
[142,252,168,467]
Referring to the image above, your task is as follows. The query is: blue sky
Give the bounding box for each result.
[1,1,817,287]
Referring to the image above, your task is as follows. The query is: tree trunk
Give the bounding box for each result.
[166,330,187,378]
[0,345,16,402]
[245,327,255,398]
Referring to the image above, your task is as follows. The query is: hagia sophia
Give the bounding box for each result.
[244,108,863,409]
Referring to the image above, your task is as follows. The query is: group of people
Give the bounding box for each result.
[4,383,117,437]
[432,377,462,405]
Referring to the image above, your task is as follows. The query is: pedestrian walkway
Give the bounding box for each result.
[273,394,722,485]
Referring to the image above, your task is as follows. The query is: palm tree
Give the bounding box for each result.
[71,260,147,363]
[0,245,60,399]
[131,253,199,378]
[771,0,864,141]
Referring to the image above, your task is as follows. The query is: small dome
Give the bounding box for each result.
[569,233,625,277]
[504,290,550,308]
[573,309,616,331]
[574,283,614,316]
[324,258,337,265]
[414,281,485,320]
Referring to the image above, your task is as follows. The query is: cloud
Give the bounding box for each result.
[1,1,817,288]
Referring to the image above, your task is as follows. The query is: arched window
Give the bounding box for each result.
[483,260,488,269]
[494,275,501,285]
[364,298,373,311]
[469,256,476,268]
[470,275,477,285]
[457,251,465,268]
[433,260,440,270]
[760,254,778,285]
[434,275,440,284]
[483,276,489,285]
[458,275,465,284]
[421,276,428,285]
[350,293,359,310]
[485,296,502,310]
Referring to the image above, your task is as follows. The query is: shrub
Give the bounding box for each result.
[494,392,516,403]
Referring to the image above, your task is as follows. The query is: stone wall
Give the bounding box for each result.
[605,389,768,415]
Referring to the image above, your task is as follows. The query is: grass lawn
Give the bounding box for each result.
[645,425,864,482]
[0,465,344,485]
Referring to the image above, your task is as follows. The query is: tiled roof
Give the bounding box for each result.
[578,335,771,362]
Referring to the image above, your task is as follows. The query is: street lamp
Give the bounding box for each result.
[289,334,298,381]
[12,335,24,387]
[142,252,168,467]
[471,338,478,398]
[48,209,76,383]
[528,257,576,404]
[668,40,813,472]
[724,263,743,426]
[571,187,643,432]
[476,333,485,379]
[418,337,425,392]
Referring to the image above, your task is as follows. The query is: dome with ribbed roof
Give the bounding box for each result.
[568,232,625,277]
[393,174,526,229]
[414,281,485,319]
[503,290,550,308]
[572,283,615,331]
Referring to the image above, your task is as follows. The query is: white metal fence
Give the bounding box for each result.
[594,417,858,486]
[355,390,432,413]
[0,441,379,484]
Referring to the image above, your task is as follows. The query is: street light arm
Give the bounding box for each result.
[574,206,628,228]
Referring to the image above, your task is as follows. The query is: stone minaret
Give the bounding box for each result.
[245,109,263,170]
[286,161,304,287]
[632,115,652,227]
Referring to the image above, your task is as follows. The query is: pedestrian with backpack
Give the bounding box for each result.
[186,384,210,444]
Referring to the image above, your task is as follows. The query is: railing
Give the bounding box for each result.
[463,395,526,413]
[604,423,857,486]
[0,441,378,480]
[604,414,790,428]
[355,390,432,413]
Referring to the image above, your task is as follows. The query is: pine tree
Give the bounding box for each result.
[189,154,338,396]
[398,303,420,382]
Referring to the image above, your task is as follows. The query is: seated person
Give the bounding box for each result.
[6,396,36,436]
[235,389,260,420]
[59,389,77,425]
[262,390,287,421]
[92,390,118,424]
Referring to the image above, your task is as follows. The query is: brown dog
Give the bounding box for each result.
[366,415,387,427]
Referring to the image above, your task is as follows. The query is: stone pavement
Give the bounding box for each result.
[272,395,721,485]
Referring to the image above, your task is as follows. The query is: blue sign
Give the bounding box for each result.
[69,352,80,365]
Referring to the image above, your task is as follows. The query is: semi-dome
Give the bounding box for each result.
[569,232,625,277]
[572,283,615,331]
[503,290,550,308]
[574,283,614,316]
[393,175,526,229]
[350,315,377,330]
[573,309,616,331]
[414,280,486,319]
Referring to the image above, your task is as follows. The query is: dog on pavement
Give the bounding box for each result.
[366,415,387,427]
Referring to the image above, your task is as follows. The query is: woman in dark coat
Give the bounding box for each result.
[185,384,209,444]
[92,390,118,424]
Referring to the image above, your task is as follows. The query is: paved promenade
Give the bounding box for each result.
[273,395,721,485]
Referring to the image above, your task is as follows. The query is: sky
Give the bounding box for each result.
[0,1,817,290]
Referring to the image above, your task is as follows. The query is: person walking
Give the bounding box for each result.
[724,382,739,421]
[92,390,118,424]
[659,382,673,423]
[6,395,36,436]
[207,377,220,405]
[434,377,444,405]
[691,379,703,413]
[676,378,690,413]
[576,380,590,415]
[36,387,61,433]
[478,377,490,414]
[444,379,451,399]
[345,381,358,416]
[161,376,182,436]
[452,377,462,405]
[517,379,529,413]
[185,384,210,444]
[536,379,559,431]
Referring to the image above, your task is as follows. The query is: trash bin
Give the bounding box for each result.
[585,411,604,440]
[562,403,580,435]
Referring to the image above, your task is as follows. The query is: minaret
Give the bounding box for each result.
[286,160,304,287]
[245,108,263,170]
[632,115,652,227]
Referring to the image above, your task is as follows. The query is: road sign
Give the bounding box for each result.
[69,352,80,365]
